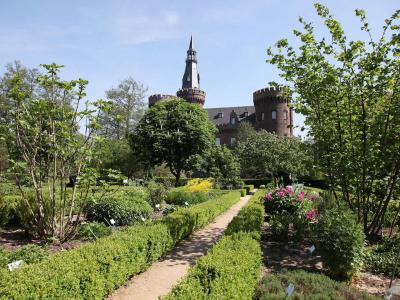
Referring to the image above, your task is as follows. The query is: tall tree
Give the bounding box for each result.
[267,4,400,237]
[236,124,310,185]
[100,77,147,139]
[130,97,216,186]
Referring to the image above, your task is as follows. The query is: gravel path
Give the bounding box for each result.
[108,193,253,300]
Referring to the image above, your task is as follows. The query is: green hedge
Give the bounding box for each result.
[255,270,380,300]
[0,191,241,299]
[166,192,264,300]
[243,178,272,188]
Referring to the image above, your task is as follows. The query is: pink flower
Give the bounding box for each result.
[277,191,285,198]
[305,209,318,220]
[285,186,294,195]
[266,192,273,200]
[297,191,305,201]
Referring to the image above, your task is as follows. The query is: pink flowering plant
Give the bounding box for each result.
[264,185,320,240]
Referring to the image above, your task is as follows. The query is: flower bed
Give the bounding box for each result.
[0,191,242,299]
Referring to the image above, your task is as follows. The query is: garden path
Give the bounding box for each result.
[108,192,254,300]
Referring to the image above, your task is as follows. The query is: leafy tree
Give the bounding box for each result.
[1,63,114,241]
[267,3,400,237]
[236,124,309,185]
[100,77,147,139]
[130,97,216,186]
[199,145,241,187]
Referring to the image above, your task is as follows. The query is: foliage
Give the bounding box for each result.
[185,178,213,192]
[0,195,20,226]
[255,270,380,300]
[0,63,118,241]
[165,193,263,300]
[364,235,400,277]
[0,191,241,299]
[0,244,49,269]
[130,98,217,186]
[316,209,365,280]
[236,124,310,184]
[99,77,147,140]
[76,222,113,241]
[198,145,242,187]
[85,192,153,226]
[165,189,208,206]
[267,4,400,237]
[146,180,167,208]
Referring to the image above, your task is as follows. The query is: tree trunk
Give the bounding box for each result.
[174,172,181,187]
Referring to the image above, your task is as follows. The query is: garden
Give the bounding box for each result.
[0,2,399,300]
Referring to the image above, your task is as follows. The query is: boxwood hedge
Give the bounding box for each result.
[0,191,241,299]
[165,190,264,300]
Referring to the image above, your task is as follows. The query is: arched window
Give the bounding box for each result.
[284,111,288,120]
[272,110,277,120]
[261,113,265,121]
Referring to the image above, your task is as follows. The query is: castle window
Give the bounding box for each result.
[261,113,265,121]
[284,111,288,120]
[243,111,248,117]
[230,137,236,146]
[216,137,221,145]
[217,112,223,118]
[272,110,277,120]
[231,117,236,125]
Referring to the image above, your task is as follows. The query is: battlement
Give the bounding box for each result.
[177,88,206,96]
[148,94,174,107]
[176,88,206,106]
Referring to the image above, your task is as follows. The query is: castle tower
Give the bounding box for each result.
[176,36,206,106]
[253,87,293,136]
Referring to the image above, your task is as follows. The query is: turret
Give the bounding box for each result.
[148,94,174,107]
[176,36,206,106]
[253,86,293,136]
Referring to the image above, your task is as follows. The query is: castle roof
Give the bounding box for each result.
[205,106,256,128]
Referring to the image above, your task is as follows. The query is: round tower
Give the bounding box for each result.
[253,86,293,136]
[176,88,206,106]
[148,94,174,107]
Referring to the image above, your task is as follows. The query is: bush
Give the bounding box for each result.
[255,270,379,300]
[0,195,20,226]
[364,235,400,277]
[165,194,263,300]
[243,178,272,188]
[316,209,365,280]
[0,191,241,299]
[146,181,167,208]
[165,189,208,206]
[0,244,49,269]
[76,222,113,241]
[243,185,254,195]
[85,192,153,226]
[185,178,213,192]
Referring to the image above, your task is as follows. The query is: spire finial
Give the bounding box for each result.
[189,35,194,50]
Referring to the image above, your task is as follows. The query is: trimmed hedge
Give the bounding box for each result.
[0,191,241,299]
[166,191,264,300]
[243,178,272,188]
[255,270,380,300]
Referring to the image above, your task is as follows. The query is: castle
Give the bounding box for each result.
[149,37,293,146]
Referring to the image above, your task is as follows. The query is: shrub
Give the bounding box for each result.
[165,189,208,206]
[166,194,263,300]
[85,192,153,226]
[76,222,113,241]
[146,181,167,208]
[364,235,400,277]
[0,191,241,299]
[0,195,20,226]
[185,178,213,192]
[255,270,379,300]
[9,244,49,265]
[0,244,49,269]
[316,209,365,280]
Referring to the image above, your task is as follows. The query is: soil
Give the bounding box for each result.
[0,227,86,253]
[108,193,253,300]
[260,223,394,298]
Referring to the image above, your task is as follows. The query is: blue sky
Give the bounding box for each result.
[0,0,398,136]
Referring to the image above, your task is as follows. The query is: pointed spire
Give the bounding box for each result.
[189,35,194,50]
